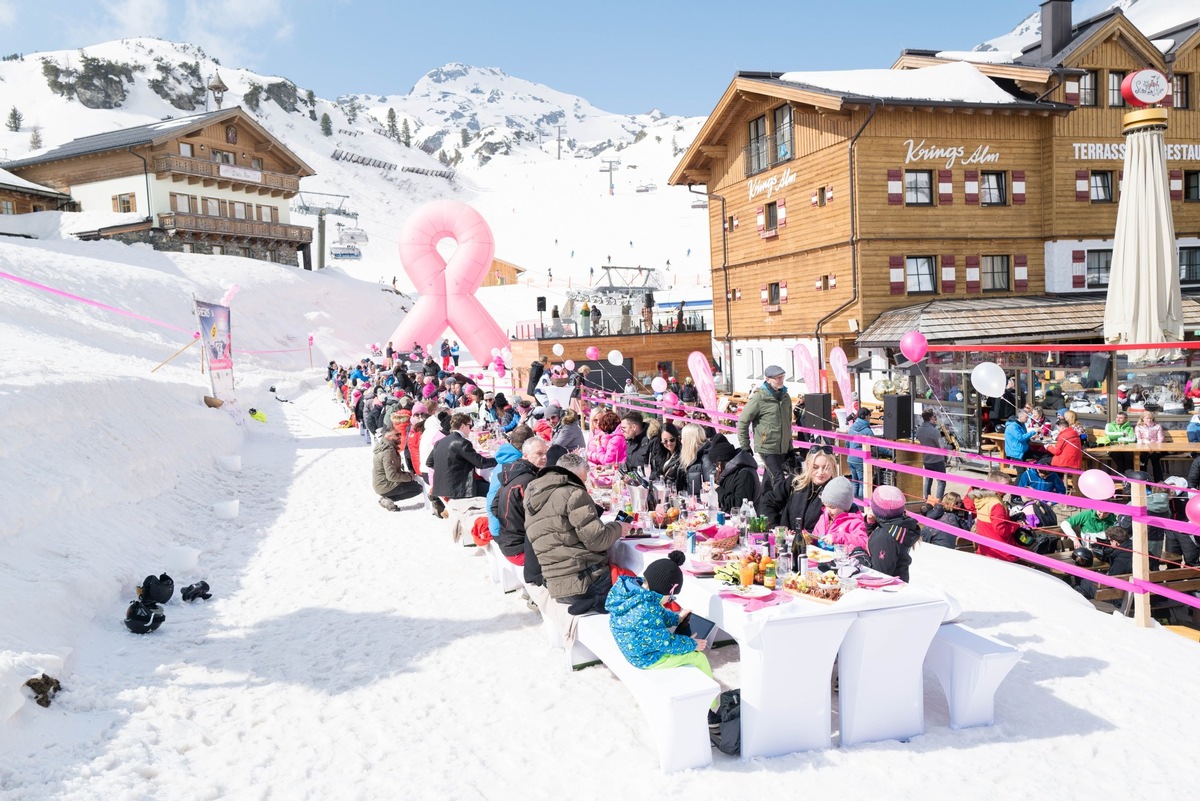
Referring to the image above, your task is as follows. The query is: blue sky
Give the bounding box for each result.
[0,0,1118,116]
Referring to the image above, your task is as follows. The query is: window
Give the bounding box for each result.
[1090,171,1113,203]
[764,201,778,232]
[237,247,250,258]
[816,186,827,206]
[1079,70,1097,106]
[1181,248,1200,284]
[112,193,136,213]
[0,200,14,215]
[204,197,220,216]
[1185,171,1200,201]
[179,142,193,158]
[212,245,224,256]
[767,282,781,305]
[1108,71,1126,107]
[231,202,247,220]
[772,105,792,164]
[211,149,234,164]
[981,255,1010,291]
[904,170,933,205]
[747,115,768,175]
[251,157,264,170]
[32,204,44,212]
[905,256,936,294]
[1087,250,1112,288]
[980,171,1007,206]
[180,243,194,253]
[1174,74,1190,110]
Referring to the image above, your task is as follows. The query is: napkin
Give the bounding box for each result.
[718,590,792,613]
[683,561,717,575]
[634,542,674,552]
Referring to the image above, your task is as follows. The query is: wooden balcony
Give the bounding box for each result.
[153,155,301,196]
[158,212,312,243]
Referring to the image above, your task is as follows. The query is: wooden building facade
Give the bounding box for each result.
[670,1,1200,394]
[0,167,75,216]
[3,107,316,265]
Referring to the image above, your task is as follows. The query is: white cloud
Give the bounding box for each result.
[178,0,290,70]
[99,0,171,38]
[0,1,16,27]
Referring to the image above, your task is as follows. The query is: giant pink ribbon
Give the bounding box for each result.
[687,350,717,412]
[387,201,509,363]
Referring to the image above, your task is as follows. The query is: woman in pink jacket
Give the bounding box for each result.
[1135,410,1166,481]
[587,409,628,466]
[809,476,868,554]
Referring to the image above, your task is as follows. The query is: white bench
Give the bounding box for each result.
[482,540,524,593]
[924,622,1021,729]
[573,614,720,772]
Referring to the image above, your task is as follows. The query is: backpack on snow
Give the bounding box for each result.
[708,689,741,756]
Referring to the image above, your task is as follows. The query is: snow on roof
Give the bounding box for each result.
[778,61,1022,105]
[1152,38,1175,54]
[0,166,68,197]
[934,49,1023,64]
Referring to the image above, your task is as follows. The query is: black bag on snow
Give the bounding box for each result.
[708,689,741,755]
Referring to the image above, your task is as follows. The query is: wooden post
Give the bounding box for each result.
[862,440,873,500]
[151,337,199,373]
[1130,480,1152,628]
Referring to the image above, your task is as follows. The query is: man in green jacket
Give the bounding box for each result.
[737,365,793,489]
[1103,410,1135,474]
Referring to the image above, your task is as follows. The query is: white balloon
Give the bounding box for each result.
[490,347,501,357]
[608,349,623,366]
[651,376,668,393]
[500,347,512,361]
[552,343,564,356]
[970,361,1007,398]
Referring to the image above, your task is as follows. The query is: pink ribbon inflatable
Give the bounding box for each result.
[387,201,509,364]
[829,347,855,410]
[687,351,717,411]
[793,343,818,393]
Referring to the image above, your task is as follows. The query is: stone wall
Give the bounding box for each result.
[109,228,300,266]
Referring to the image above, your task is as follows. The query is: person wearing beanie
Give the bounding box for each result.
[864,484,920,582]
[606,551,716,687]
[711,437,760,513]
[811,476,868,554]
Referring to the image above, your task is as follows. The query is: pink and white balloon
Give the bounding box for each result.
[552,343,564,356]
[651,376,668,393]
[970,362,1007,398]
[1078,469,1116,501]
[899,330,928,363]
[564,359,575,370]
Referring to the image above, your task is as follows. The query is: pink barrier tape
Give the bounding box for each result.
[1131,578,1200,609]
[1,269,193,334]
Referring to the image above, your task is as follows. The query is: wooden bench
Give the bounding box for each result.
[924,622,1021,729]
[573,614,720,772]
[981,433,1018,476]
[1096,567,1200,626]
[482,540,524,594]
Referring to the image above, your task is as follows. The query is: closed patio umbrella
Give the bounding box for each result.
[1103,102,1183,361]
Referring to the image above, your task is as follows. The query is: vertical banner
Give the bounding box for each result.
[195,300,235,400]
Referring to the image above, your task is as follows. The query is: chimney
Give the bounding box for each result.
[1040,0,1074,60]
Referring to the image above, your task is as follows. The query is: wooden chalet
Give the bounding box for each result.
[2,107,316,266]
[0,166,74,216]
[486,258,525,287]
[670,0,1200,395]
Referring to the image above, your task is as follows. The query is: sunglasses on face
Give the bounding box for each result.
[661,437,676,444]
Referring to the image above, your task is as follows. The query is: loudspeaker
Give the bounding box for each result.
[802,393,832,432]
[536,296,546,312]
[1086,353,1111,388]
[883,394,913,441]
[644,291,655,308]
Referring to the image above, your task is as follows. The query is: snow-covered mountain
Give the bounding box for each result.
[975,0,1199,53]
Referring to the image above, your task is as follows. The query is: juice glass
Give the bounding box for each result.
[739,561,757,587]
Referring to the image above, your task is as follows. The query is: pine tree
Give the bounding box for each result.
[29,124,42,149]
[386,108,399,140]
[305,88,315,107]
[320,112,332,137]
[400,119,411,147]
[6,106,22,132]
[460,127,470,147]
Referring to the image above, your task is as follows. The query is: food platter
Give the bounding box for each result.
[725,584,772,598]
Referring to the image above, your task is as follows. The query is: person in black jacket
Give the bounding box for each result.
[679,377,699,404]
[676,423,713,497]
[422,357,440,379]
[710,437,759,513]
[650,421,680,483]
[621,411,656,474]
[491,437,549,570]
[762,447,840,533]
[526,356,548,397]
[427,414,497,499]
[864,485,920,582]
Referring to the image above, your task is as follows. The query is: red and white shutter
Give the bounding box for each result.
[1171,169,1184,201]
[889,255,905,295]
[1164,91,1175,108]
[760,284,769,306]
[756,206,765,232]
[941,255,956,294]
[779,280,788,303]
[811,190,820,207]
[887,169,903,205]
[1076,170,1090,201]
[965,255,981,293]
[1012,170,1026,205]
[778,197,787,228]
[938,170,953,205]
[1072,250,1086,288]
[827,185,834,202]
[1065,79,1080,105]
[964,170,979,205]
[1014,254,1028,291]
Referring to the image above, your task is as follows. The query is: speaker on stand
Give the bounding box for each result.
[883,394,913,441]
[802,393,832,432]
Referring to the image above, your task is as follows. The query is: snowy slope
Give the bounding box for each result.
[976,0,1200,52]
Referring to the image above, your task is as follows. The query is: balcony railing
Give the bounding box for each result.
[511,317,710,340]
[743,129,794,177]
[158,212,312,243]
[153,155,301,194]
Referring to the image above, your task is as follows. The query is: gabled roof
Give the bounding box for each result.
[0,166,72,201]
[1150,17,1200,59]
[2,107,316,176]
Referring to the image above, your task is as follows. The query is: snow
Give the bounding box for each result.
[778,62,1024,105]
[933,50,1024,64]
[975,0,1200,54]
[0,167,63,197]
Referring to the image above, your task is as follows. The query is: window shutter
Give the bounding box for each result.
[1014,254,1028,291]
[1171,169,1184,201]
[941,255,956,294]
[938,170,953,205]
[1065,80,1080,105]
[1072,250,1086,288]
[1163,91,1174,108]
[887,169,902,205]
[760,284,769,305]
[778,197,786,228]
[964,170,979,205]
[965,255,981,293]
[780,280,788,303]
[827,185,834,202]
[111,195,119,212]
[1076,170,1090,201]
[756,206,765,232]
[1012,170,1026,205]
[811,190,819,207]
[889,255,904,295]
[129,194,137,213]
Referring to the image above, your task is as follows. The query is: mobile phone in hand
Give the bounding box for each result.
[615,510,633,523]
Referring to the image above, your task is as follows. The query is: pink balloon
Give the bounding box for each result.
[564,359,575,370]
[494,363,506,378]
[1187,494,1200,525]
[1078,469,1116,501]
[899,330,928,363]
[586,346,600,360]
[663,391,679,405]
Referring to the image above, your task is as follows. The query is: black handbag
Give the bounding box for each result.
[708,689,741,755]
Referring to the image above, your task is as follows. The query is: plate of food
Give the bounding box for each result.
[726,584,772,599]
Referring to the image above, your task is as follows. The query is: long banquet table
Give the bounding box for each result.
[611,538,949,757]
